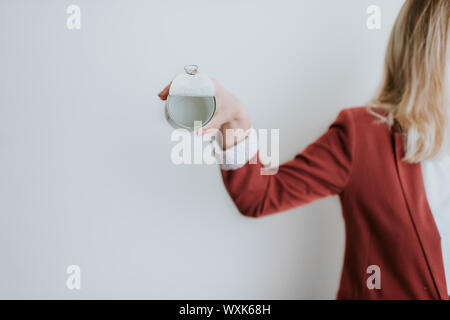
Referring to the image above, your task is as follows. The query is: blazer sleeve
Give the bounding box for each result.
[221,109,356,218]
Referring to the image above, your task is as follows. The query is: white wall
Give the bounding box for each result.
[0,0,404,299]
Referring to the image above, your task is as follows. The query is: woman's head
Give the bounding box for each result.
[373,0,450,162]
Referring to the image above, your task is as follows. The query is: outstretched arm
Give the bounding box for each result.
[159,81,356,218]
[221,109,356,218]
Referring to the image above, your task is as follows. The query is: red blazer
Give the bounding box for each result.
[221,107,448,300]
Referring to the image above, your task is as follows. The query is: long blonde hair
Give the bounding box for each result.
[372,0,450,162]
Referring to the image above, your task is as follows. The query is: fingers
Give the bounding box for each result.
[197,114,223,136]
[210,78,222,93]
[158,82,172,101]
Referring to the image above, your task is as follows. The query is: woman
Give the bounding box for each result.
[159,0,450,299]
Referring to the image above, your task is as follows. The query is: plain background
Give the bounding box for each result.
[0,0,404,299]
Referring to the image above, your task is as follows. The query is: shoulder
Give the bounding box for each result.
[335,106,391,133]
[327,106,393,154]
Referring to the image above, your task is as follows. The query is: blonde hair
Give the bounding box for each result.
[372,0,450,162]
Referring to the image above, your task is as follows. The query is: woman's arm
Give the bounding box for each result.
[159,80,356,218]
[221,109,356,217]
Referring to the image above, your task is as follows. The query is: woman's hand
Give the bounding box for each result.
[158,79,251,149]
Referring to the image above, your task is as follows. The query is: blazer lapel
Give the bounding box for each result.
[393,132,448,299]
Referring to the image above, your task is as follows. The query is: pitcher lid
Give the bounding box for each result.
[169,65,215,97]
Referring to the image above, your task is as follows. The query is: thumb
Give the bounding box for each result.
[158,82,172,101]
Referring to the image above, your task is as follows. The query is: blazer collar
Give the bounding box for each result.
[394,132,448,299]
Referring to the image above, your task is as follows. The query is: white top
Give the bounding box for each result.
[422,155,450,294]
[220,131,450,294]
